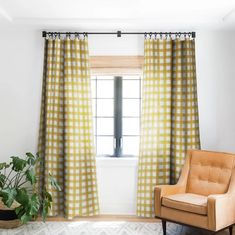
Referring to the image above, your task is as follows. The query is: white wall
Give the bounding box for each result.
[96,158,138,214]
[196,31,235,152]
[0,29,235,215]
[0,29,43,158]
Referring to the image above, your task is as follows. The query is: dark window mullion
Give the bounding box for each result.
[114,76,122,157]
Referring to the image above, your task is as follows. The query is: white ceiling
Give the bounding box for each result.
[0,0,235,30]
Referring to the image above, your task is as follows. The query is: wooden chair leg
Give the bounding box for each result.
[161,220,166,235]
[229,226,233,235]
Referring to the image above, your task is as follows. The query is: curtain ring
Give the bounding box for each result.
[144,32,147,39]
[184,33,187,38]
[154,32,157,40]
[149,32,152,39]
[75,33,79,39]
[160,32,162,39]
[58,33,61,39]
[66,32,70,39]
[49,33,53,39]
[165,33,168,39]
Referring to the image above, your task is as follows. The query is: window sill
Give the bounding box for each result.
[96,156,138,167]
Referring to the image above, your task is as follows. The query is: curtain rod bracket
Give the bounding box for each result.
[42,31,47,37]
[117,31,121,37]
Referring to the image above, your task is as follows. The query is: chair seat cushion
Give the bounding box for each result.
[162,193,207,215]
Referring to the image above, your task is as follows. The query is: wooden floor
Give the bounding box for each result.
[44,215,159,223]
[42,216,234,234]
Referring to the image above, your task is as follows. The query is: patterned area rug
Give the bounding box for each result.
[0,221,231,235]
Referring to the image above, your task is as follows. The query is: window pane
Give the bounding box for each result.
[97,118,114,135]
[123,136,139,156]
[97,99,113,117]
[93,117,96,136]
[97,80,114,98]
[123,118,140,135]
[91,80,96,98]
[123,80,140,98]
[92,99,96,116]
[93,74,142,157]
[97,136,113,156]
[123,99,140,117]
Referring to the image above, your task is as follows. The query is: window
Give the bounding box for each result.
[91,75,141,157]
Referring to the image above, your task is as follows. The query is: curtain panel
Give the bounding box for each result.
[137,38,200,217]
[38,38,99,219]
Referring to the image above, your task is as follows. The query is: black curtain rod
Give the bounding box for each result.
[42,31,196,38]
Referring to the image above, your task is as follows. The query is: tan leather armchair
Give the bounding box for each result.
[155,150,235,235]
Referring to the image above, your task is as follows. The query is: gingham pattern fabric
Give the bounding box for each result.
[38,38,99,219]
[137,38,200,217]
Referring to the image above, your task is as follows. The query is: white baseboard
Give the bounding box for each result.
[100,203,136,215]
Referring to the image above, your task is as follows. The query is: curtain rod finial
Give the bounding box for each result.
[192,32,196,38]
[42,31,47,38]
[117,31,121,37]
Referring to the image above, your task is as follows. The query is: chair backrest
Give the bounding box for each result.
[186,150,235,196]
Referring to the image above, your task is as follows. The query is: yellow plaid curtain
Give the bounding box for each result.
[137,38,200,217]
[38,38,99,219]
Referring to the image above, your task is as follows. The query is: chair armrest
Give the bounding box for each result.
[207,193,235,231]
[154,184,186,217]
[154,155,190,217]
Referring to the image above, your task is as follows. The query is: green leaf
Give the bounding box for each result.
[15,205,25,219]
[28,194,40,216]
[26,152,34,159]
[15,191,40,221]
[25,169,37,185]
[0,163,10,170]
[0,163,5,170]
[42,199,50,222]
[15,205,23,215]
[10,157,27,172]
[1,188,17,207]
[49,173,61,191]
[36,152,41,160]
[26,153,36,165]
[15,188,29,205]
[0,174,6,188]
[44,191,52,202]
[41,189,52,221]
[20,213,32,224]
[27,158,35,165]
[15,192,40,221]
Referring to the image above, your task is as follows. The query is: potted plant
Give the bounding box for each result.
[0,152,61,228]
